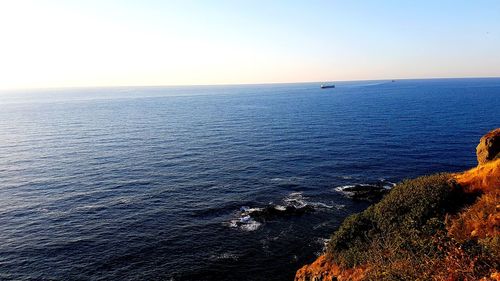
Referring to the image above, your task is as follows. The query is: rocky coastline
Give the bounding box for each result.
[295,129,500,281]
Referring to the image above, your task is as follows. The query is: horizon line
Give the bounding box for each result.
[2,75,500,92]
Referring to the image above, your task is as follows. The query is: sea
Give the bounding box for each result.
[0,78,499,281]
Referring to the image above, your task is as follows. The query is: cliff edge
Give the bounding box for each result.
[296,129,500,281]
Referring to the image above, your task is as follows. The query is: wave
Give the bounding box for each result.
[335,181,396,193]
[228,212,262,232]
[340,80,394,88]
[227,192,343,231]
[283,192,307,208]
[209,252,240,261]
[334,180,396,201]
[314,237,330,257]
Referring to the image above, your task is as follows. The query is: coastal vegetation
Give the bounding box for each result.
[296,129,500,281]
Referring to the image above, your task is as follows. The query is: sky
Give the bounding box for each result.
[0,0,499,90]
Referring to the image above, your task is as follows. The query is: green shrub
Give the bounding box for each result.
[327,173,455,267]
[324,172,499,280]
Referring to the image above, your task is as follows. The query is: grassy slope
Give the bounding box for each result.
[297,161,499,281]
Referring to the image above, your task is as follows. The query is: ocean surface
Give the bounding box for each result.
[0,78,499,281]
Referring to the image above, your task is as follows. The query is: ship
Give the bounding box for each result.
[320,84,335,89]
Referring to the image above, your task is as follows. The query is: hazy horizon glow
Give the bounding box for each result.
[1,0,500,90]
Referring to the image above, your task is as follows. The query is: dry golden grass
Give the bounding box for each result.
[454,158,500,193]
[447,190,499,241]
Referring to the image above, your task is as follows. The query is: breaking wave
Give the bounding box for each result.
[334,180,396,199]
[228,192,343,231]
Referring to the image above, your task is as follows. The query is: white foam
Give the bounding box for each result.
[283,192,307,208]
[334,184,371,191]
[228,219,238,228]
[240,220,261,231]
[240,215,252,223]
[274,205,287,211]
[240,206,263,213]
[334,185,356,196]
[74,204,105,211]
[270,176,303,183]
[209,252,239,261]
[314,237,330,256]
[227,208,263,231]
[310,202,334,209]
[383,182,397,189]
[334,181,396,198]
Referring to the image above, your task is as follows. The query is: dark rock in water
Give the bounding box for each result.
[243,205,315,222]
[476,128,500,165]
[339,184,390,202]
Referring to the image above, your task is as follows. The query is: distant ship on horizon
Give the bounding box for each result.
[320,83,335,89]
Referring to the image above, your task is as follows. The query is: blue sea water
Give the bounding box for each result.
[0,78,499,281]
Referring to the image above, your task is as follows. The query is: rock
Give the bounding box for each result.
[246,205,315,222]
[335,181,395,202]
[455,128,500,192]
[476,128,500,165]
[340,184,389,202]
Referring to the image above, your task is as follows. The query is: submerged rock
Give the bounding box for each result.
[476,128,500,165]
[339,184,389,202]
[230,193,317,231]
[243,205,315,222]
[335,181,395,202]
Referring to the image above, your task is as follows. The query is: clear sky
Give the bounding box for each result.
[1,0,499,89]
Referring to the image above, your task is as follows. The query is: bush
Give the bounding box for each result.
[327,174,454,267]
[325,173,499,280]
